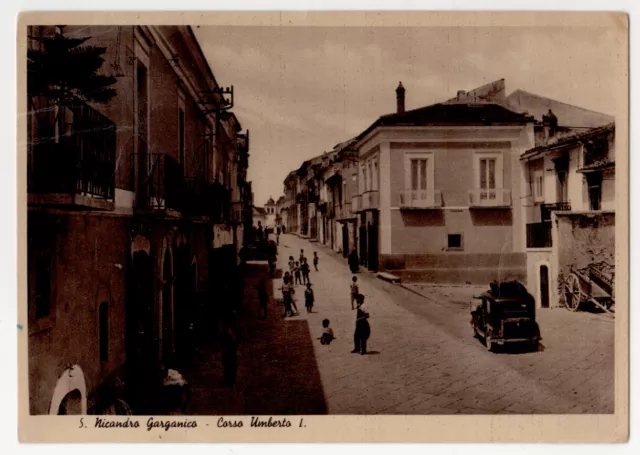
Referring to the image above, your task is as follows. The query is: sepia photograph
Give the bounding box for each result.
[16,10,629,443]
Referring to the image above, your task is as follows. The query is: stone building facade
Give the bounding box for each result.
[26,25,251,415]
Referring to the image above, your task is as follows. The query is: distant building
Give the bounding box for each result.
[264,197,277,227]
[253,206,267,228]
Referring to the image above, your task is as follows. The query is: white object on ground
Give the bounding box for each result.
[163,369,187,387]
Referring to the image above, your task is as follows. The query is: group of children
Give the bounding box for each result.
[280,249,319,317]
[274,247,370,354]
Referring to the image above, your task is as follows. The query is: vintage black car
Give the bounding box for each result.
[470,281,541,352]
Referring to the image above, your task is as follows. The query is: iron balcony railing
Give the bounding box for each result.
[136,153,185,212]
[540,202,571,222]
[29,102,117,201]
[351,194,362,212]
[399,189,443,209]
[526,222,552,248]
[335,202,353,220]
[468,188,511,208]
[361,190,380,210]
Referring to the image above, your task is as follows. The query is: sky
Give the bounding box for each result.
[193,25,621,206]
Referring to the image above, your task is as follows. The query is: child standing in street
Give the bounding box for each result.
[352,294,370,355]
[288,256,295,274]
[304,282,315,313]
[313,252,319,271]
[350,276,359,310]
[300,249,305,263]
[281,275,295,318]
[301,258,311,285]
[320,319,334,345]
[294,261,303,285]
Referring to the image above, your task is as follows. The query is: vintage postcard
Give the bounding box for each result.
[17,11,629,443]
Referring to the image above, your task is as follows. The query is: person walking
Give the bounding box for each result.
[288,256,296,275]
[348,249,359,274]
[349,276,359,310]
[313,252,319,272]
[301,258,311,285]
[352,294,370,355]
[294,261,303,285]
[304,282,315,313]
[281,275,295,318]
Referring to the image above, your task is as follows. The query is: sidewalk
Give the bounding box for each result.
[183,261,327,415]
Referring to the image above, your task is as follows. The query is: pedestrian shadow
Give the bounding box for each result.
[363,351,381,355]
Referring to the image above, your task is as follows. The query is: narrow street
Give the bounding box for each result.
[184,233,614,415]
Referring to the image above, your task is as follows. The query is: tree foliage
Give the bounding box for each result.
[27,27,117,106]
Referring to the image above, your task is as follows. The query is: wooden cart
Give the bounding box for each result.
[564,261,614,314]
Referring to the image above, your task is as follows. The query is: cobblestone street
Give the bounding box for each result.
[184,233,614,415]
[274,234,614,415]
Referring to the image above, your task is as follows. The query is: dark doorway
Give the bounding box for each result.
[359,224,367,268]
[57,389,83,415]
[367,221,379,272]
[540,265,550,308]
[127,250,155,362]
[342,223,349,258]
[162,246,173,363]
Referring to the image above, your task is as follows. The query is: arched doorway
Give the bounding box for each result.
[49,365,87,415]
[58,389,83,415]
[539,265,550,309]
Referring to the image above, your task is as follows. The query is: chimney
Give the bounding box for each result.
[396,82,406,113]
[457,90,466,101]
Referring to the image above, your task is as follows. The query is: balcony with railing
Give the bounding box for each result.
[335,202,353,220]
[540,202,572,222]
[526,222,552,249]
[135,153,185,214]
[351,194,362,213]
[361,190,380,210]
[399,189,443,210]
[28,102,117,210]
[468,188,511,209]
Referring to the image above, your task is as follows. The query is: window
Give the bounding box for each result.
[99,302,109,362]
[361,164,367,193]
[35,253,52,319]
[411,158,428,191]
[474,152,504,201]
[557,171,568,203]
[447,234,463,250]
[587,172,603,211]
[533,170,544,202]
[373,161,379,191]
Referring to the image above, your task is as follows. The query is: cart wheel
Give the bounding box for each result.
[564,273,583,312]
